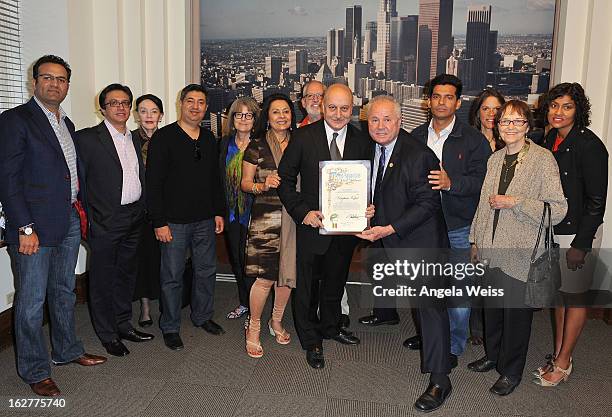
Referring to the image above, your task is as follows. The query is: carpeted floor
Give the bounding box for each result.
[0,280,610,417]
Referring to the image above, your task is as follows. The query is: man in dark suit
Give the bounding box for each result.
[0,55,106,397]
[278,84,371,369]
[77,83,153,357]
[404,74,490,364]
[356,95,452,412]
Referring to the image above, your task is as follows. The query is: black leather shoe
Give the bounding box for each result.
[490,375,520,396]
[339,314,350,330]
[119,329,154,342]
[450,354,458,369]
[163,333,184,351]
[103,339,130,357]
[414,382,452,413]
[329,328,360,345]
[402,335,421,350]
[358,315,400,326]
[306,346,325,369]
[468,356,497,373]
[138,318,153,328]
[200,319,225,335]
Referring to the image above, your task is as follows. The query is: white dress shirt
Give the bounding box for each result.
[323,121,348,158]
[426,115,456,161]
[104,120,141,205]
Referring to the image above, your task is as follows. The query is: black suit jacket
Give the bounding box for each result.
[0,98,86,245]
[373,130,448,250]
[411,118,490,231]
[278,120,371,255]
[76,121,145,234]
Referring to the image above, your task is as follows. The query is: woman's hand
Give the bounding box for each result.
[470,244,479,264]
[488,194,518,209]
[263,172,281,190]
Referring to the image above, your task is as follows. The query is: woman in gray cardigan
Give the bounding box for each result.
[467,100,567,396]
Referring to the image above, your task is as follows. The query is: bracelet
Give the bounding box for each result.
[252,183,259,194]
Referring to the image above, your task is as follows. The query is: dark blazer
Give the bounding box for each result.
[278,120,371,255]
[411,118,491,231]
[0,98,86,246]
[76,121,145,234]
[542,125,608,249]
[374,130,448,249]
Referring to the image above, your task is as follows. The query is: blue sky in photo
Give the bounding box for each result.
[200,0,556,40]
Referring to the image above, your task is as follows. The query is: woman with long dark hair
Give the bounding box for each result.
[241,94,297,358]
[533,82,608,387]
[468,88,506,152]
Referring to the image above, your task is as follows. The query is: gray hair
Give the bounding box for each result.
[367,95,401,119]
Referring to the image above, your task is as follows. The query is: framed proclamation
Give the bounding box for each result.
[319,160,371,235]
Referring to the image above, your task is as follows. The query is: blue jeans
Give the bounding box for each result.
[9,209,84,384]
[447,225,471,356]
[159,219,217,334]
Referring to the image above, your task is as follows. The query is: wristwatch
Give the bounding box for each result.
[19,224,34,236]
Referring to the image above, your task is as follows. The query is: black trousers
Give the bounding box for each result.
[88,202,144,343]
[293,237,355,349]
[418,307,451,375]
[484,269,534,378]
[224,221,253,308]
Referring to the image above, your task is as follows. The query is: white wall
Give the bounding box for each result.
[0,0,194,313]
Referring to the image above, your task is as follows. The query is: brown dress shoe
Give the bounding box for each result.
[30,378,61,397]
[71,353,107,366]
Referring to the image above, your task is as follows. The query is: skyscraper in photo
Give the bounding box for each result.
[327,28,345,69]
[390,15,418,83]
[375,0,397,76]
[364,21,377,63]
[487,30,499,72]
[289,50,308,75]
[345,6,363,65]
[265,56,281,84]
[465,5,491,91]
[417,0,453,84]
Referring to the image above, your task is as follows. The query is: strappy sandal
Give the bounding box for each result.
[532,360,573,387]
[227,305,249,319]
[532,353,555,377]
[268,319,291,345]
[245,318,263,358]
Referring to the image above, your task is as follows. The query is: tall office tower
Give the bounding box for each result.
[487,30,498,72]
[364,21,377,63]
[265,56,282,84]
[417,0,453,85]
[375,0,397,76]
[465,5,491,91]
[401,98,429,132]
[345,6,363,65]
[327,28,344,68]
[446,53,458,76]
[327,29,336,66]
[389,15,418,82]
[289,50,308,75]
[347,61,370,95]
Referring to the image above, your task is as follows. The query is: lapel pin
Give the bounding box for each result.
[389,162,394,168]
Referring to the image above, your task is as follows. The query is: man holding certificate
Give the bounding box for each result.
[356,95,452,412]
[278,84,372,370]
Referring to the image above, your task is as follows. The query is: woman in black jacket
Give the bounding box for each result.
[219,97,260,320]
[533,82,608,387]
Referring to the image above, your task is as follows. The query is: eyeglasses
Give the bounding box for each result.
[105,100,132,109]
[194,140,201,161]
[37,74,69,85]
[233,112,254,120]
[304,93,323,100]
[498,119,528,127]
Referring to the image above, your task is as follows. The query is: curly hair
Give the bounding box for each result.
[468,88,506,151]
[543,82,591,129]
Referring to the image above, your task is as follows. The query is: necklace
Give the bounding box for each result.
[502,140,530,183]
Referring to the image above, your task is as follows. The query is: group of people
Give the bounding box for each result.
[0,54,607,414]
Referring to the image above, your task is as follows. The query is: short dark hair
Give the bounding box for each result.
[543,82,591,129]
[99,83,133,109]
[136,94,164,114]
[253,93,297,138]
[469,88,506,150]
[180,84,207,102]
[495,99,535,132]
[428,74,463,99]
[33,55,71,81]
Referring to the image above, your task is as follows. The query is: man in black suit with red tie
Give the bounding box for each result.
[278,84,371,369]
[357,95,452,412]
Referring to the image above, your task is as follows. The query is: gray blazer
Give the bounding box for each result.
[469,142,567,281]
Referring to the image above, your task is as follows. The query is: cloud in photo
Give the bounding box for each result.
[288,5,308,16]
[527,0,555,11]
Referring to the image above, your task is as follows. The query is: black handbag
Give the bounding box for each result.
[524,202,562,308]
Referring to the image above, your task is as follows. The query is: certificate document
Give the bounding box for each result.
[319,160,371,235]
